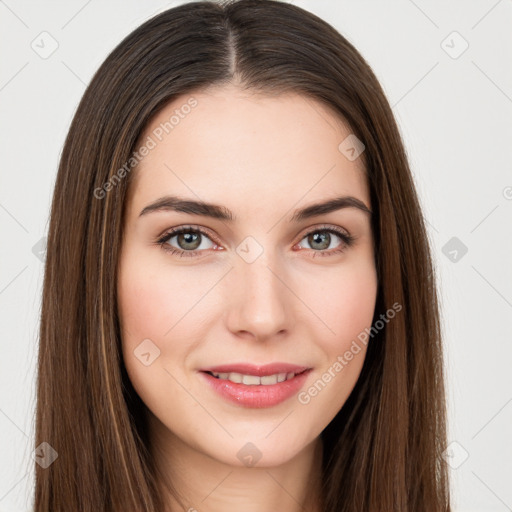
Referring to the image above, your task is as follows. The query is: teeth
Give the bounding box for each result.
[210,371,299,385]
[228,372,243,383]
[242,374,261,385]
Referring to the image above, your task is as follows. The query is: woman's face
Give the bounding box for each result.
[117,84,378,468]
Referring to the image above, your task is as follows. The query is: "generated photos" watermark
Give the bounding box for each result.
[94,97,198,199]
[298,301,402,405]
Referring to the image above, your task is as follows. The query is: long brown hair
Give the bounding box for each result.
[35,1,450,510]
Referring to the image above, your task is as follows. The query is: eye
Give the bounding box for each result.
[156,226,220,258]
[295,225,355,257]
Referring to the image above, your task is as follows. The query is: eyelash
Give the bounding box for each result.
[155,224,355,259]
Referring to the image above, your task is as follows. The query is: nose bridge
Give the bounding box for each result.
[225,243,291,339]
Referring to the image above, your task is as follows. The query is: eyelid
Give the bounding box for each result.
[157,224,220,244]
[297,223,351,239]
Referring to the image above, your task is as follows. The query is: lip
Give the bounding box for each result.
[198,363,312,408]
[200,362,309,376]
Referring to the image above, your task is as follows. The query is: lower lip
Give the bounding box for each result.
[199,370,312,408]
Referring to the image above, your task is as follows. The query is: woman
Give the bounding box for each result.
[35,0,451,510]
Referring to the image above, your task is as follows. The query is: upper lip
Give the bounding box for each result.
[200,363,310,376]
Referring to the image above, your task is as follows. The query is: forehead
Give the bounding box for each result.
[127,85,369,218]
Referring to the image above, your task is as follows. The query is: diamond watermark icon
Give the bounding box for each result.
[442,236,468,263]
[442,441,469,469]
[236,442,262,467]
[31,31,59,59]
[338,134,365,161]
[236,236,264,264]
[134,338,161,366]
[32,236,47,262]
[33,442,58,469]
[441,31,469,60]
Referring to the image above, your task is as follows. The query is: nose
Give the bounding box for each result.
[224,252,293,342]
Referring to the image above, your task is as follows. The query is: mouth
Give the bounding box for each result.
[198,363,312,408]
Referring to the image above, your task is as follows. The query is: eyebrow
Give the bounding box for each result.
[138,195,372,222]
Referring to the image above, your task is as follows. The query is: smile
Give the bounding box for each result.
[199,363,312,408]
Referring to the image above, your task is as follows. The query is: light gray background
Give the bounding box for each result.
[1,1,511,510]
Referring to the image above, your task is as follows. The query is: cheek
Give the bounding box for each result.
[327,263,377,376]
[117,250,212,345]
[294,258,377,420]
[116,249,220,394]
[299,256,378,349]
[117,267,170,344]
[331,268,377,345]
[117,252,198,420]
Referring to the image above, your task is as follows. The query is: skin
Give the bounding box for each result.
[117,83,378,511]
